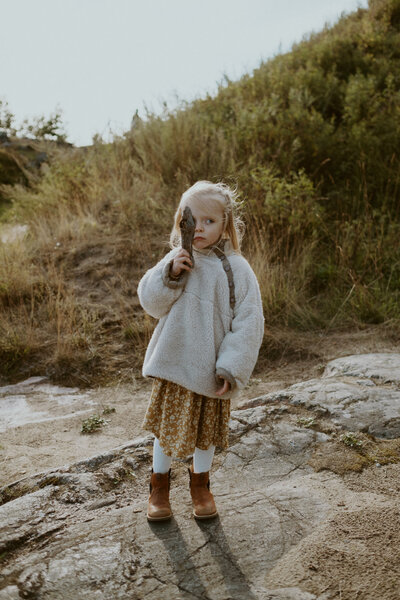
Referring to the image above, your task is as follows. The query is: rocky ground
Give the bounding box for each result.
[1,352,400,599]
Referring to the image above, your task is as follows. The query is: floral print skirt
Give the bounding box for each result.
[142,378,231,458]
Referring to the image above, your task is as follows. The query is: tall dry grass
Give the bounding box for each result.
[1,132,398,384]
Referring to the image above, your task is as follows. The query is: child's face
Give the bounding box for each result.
[183,196,225,250]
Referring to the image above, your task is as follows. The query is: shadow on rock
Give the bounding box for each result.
[196,517,258,600]
[148,517,211,598]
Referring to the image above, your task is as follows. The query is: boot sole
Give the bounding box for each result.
[147,513,172,522]
[193,510,218,520]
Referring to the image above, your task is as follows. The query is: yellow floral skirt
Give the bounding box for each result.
[142,378,231,458]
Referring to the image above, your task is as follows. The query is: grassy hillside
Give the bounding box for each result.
[1,0,399,385]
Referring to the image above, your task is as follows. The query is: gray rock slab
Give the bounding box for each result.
[0,586,20,599]
[0,416,331,599]
[0,434,153,503]
[323,353,400,384]
[0,378,96,432]
[2,355,400,598]
[0,487,58,553]
[27,538,131,599]
[238,354,400,439]
[287,378,400,438]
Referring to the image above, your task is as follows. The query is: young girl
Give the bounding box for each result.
[137,181,264,521]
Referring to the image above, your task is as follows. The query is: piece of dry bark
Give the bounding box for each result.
[179,206,195,266]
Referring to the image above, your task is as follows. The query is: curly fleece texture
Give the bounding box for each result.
[137,243,264,399]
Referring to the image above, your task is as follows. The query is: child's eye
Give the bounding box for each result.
[205,219,214,225]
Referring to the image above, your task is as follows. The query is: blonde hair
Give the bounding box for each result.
[170,181,244,252]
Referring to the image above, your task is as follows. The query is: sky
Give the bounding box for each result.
[1,0,369,146]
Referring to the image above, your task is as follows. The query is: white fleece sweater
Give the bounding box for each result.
[137,243,264,399]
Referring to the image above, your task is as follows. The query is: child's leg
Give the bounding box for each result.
[189,445,218,519]
[153,437,173,473]
[193,444,215,473]
[148,437,173,521]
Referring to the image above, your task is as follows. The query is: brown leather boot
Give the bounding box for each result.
[188,465,218,520]
[147,469,172,522]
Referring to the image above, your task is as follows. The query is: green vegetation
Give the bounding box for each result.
[310,431,400,474]
[0,99,69,211]
[340,431,364,448]
[81,414,109,434]
[0,99,67,142]
[0,0,399,384]
[297,417,317,429]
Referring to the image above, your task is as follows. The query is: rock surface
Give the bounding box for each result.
[0,377,96,433]
[323,353,400,384]
[0,377,151,487]
[1,354,400,599]
[241,353,400,439]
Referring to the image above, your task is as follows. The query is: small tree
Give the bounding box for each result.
[0,98,68,142]
[19,109,67,142]
[0,98,16,136]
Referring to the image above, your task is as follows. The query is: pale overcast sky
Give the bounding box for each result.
[1,0,368,146]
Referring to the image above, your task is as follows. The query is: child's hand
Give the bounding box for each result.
[215,378,231,396]
[171,249,193,277]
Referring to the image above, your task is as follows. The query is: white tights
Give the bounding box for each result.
[152,437,215,474]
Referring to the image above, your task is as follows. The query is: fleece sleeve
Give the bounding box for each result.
[215,261,264,390]
[137,249,188,320]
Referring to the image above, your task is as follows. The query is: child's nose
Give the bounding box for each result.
[195,221,203,231]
